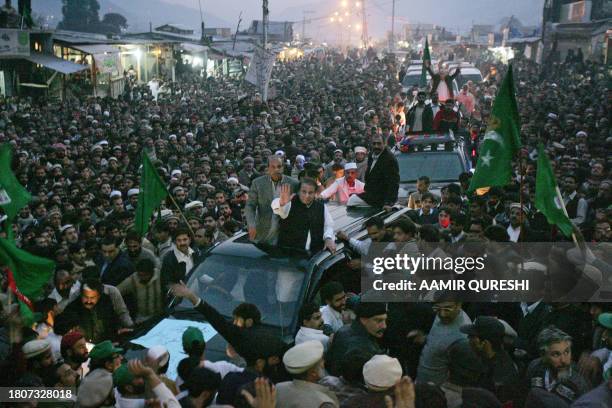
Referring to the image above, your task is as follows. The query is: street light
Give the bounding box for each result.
[341,0,348,7]
[338,17,343,22]
[356,1,361,6]
[330,17,335,22]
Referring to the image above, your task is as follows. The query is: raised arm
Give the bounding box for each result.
[450,67,461,80]
[170,282,244,352]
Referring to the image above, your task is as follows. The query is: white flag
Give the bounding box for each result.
[245,46,276,100]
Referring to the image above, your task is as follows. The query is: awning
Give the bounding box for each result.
[70,44,121,55]
[25,54,89,74]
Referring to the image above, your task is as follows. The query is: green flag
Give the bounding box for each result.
[0,144,31,220]
[135,152,169,236]
[468,65,521,193]
[535,144,574,237]
[419,37,431,89]
[0,237,55,300]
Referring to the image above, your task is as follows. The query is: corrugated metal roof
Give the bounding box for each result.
[180,42,209,53]
[25,53,89,74]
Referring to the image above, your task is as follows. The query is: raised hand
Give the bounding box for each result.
[169,281,199,305]
[384,376,416,408]
[128,359,155,378]
[279,183,295,207]
[241,377,276,408]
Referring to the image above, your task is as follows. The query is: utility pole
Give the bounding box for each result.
[232,11,242,51]
[198,0,205,43]
[361,0,368,49]
[262,0,269,48]
[390,0,396,51]
[261,0,269,102]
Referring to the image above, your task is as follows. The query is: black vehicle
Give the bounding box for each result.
[125,204,411,373]
[394,132,472,204]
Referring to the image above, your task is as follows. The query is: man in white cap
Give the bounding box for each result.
[320,163,365,204]
[275,340,339,407]
[60,224,79,245]
[20,339,55,385]
[184,200,205,218]
[145,345,179,395]
[126,188,139,211]
[354,146,368,182]
[342,354,403,406]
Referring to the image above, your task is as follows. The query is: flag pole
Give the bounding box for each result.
[166,193,196,238]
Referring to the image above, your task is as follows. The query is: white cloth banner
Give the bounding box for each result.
[131,318,218,381]
[245,46,275,99]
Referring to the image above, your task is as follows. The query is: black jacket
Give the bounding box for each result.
[97,252,135,287]
[407,104,434,133]
[160,247,204,289]
[194,299,273,360]
[326,320,384,376]
[357,148,400,207]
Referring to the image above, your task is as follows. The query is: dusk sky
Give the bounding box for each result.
[162,0,546,35]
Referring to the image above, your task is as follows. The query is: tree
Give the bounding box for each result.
[58,0,100,32]
[101,12,128,34]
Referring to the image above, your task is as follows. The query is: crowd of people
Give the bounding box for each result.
[0,42,610,408]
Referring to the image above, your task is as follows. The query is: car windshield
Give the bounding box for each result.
[397,152,464,183]
[180,253,309,328]
[402,73,428,88]
[457,74,483,86]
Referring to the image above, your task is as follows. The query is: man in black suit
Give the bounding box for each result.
[347,134,399,210]
[98,237,135,287]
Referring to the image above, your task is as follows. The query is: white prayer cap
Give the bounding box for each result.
[344,163,358,171]
[282,340,323,374]
[363,354,402,391]
[184,201,204,210]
